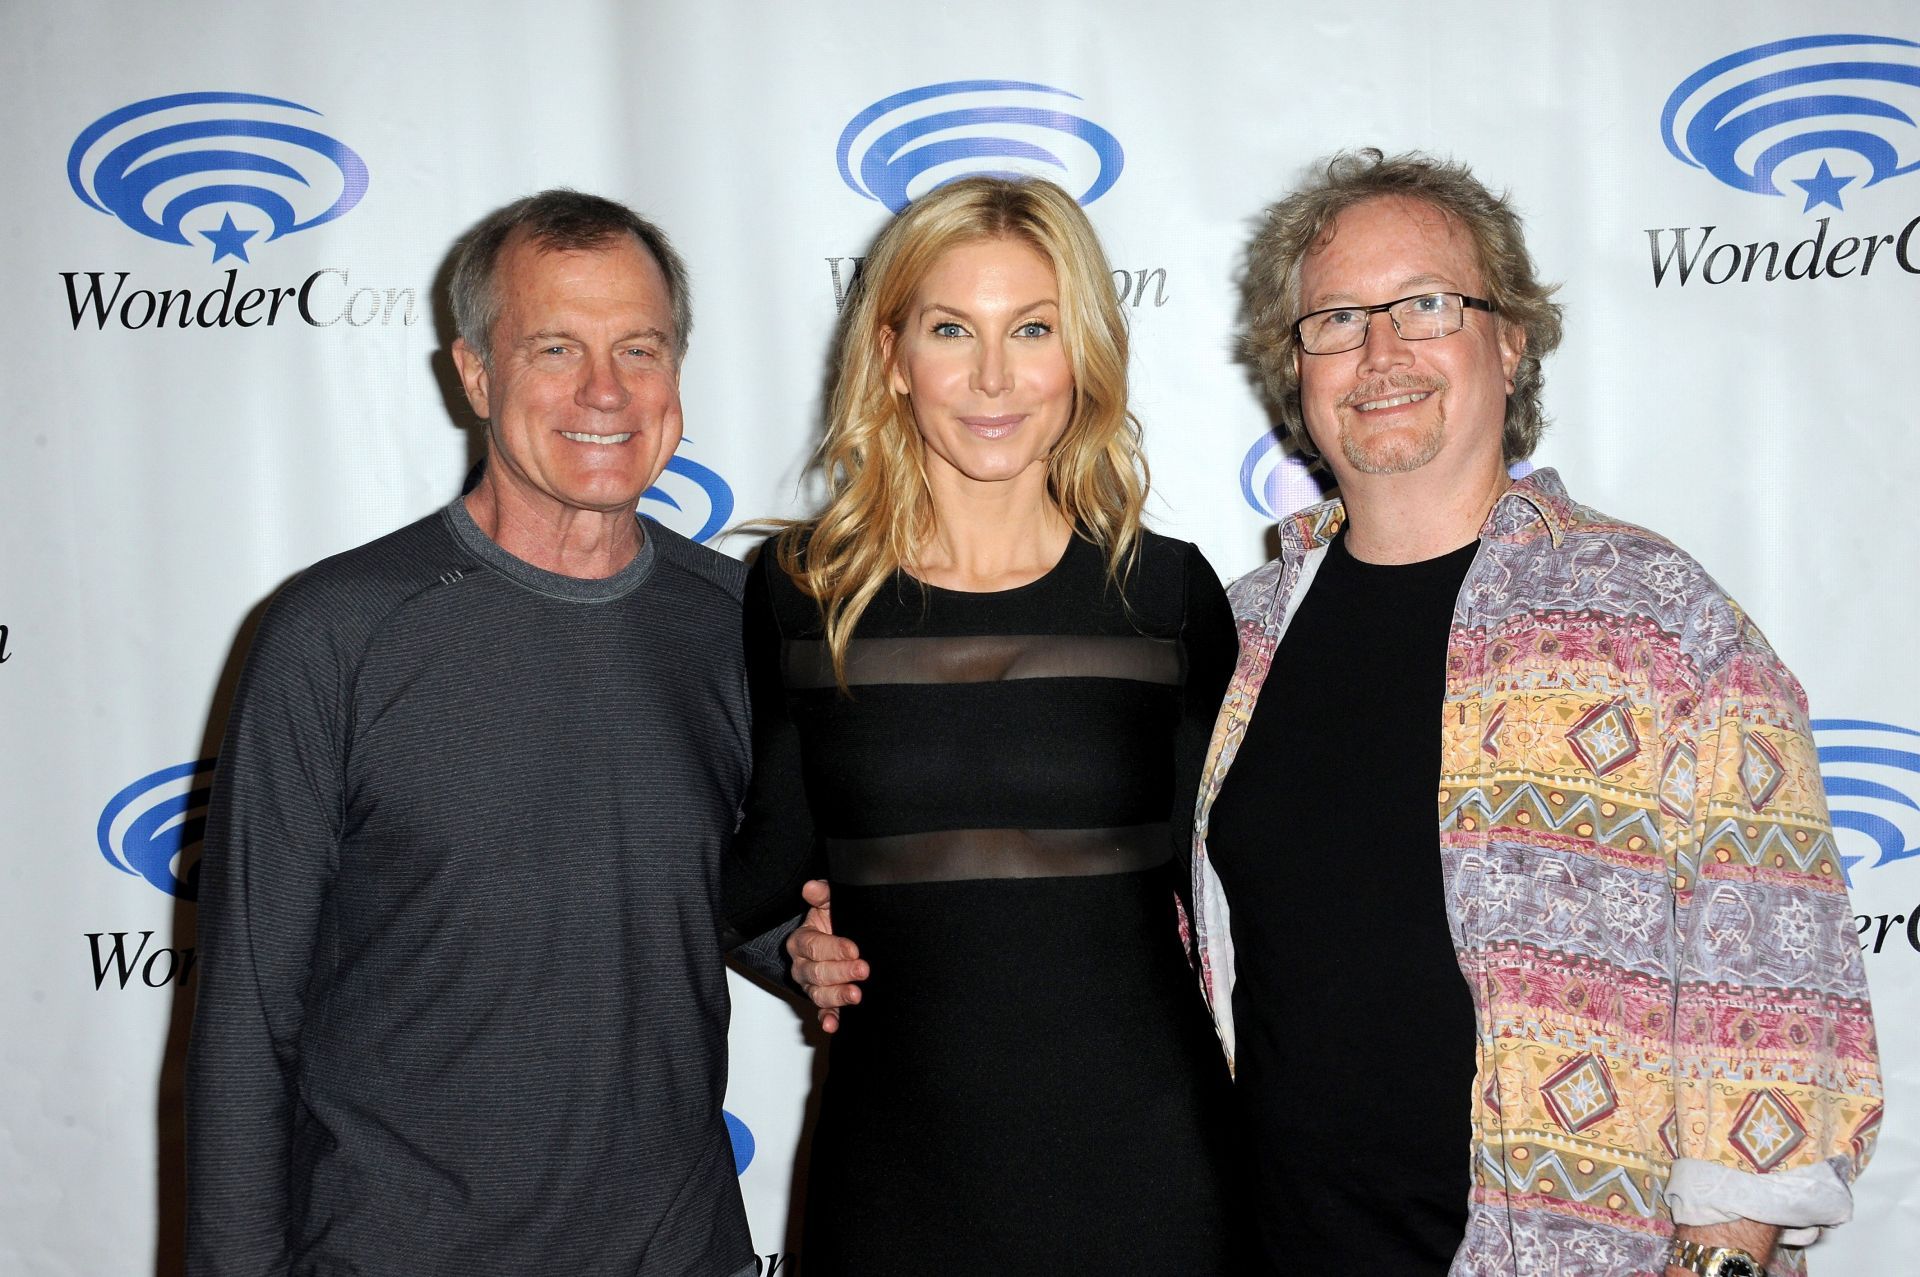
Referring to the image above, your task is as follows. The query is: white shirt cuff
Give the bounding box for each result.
[1666,1157,1852,1247]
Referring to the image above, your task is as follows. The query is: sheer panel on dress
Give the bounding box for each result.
[828,823,1173,885]
[782,634,1181,690]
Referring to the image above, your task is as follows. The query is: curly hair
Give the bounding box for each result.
[1240,149,1563,462]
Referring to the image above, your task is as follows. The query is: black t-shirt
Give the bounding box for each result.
[1206,530,1479,1274]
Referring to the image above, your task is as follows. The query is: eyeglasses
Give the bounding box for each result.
[1292,292,1495,355]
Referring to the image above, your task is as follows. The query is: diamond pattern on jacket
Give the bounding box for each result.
[1541,1053,1619,1134]
[1729,1089,1808,1171]
[1739,732,1786,812]
[1658,742,1696,820]
[1568,701,1641,778]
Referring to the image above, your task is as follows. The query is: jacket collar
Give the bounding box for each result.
[1277,465,1572,556]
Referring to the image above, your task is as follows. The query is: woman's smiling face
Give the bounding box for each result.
[886,235,1075,501]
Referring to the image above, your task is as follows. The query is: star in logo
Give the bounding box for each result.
[201,211,258,263]
[1791,159,1853,213]
[1833,850,1860,883]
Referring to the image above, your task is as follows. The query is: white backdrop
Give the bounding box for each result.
[2,3,1916,1273]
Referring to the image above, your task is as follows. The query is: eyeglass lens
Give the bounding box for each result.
[1299,293,1465,353]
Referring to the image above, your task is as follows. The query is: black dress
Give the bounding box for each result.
[727,529,1245,1275]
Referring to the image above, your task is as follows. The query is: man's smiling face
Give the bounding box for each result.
[453,229,685,522]
[1295,195,1522,481]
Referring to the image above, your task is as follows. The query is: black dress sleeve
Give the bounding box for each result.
[722,548,826,942]
[1173,542,1237,872]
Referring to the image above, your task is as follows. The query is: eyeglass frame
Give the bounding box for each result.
[1292,292,1497,356]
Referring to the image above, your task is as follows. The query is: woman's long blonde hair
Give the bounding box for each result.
[777,176,1147,687]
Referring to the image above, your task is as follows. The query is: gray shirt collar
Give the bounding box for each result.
[442,496,657,603]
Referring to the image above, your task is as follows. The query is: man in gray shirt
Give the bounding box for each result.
[187,191,774,1276]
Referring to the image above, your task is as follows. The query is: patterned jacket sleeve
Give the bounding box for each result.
[1665,599,1881,1245]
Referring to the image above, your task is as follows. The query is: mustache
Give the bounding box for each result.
[1342,373,1445,408]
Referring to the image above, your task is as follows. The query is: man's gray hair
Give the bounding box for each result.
[449,189,693,367]
[1240,149,1564,462]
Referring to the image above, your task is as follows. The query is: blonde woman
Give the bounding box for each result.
[726,177,1243,1273]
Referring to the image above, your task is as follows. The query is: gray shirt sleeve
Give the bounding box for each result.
[187,577,349,1276]
[727,914,803,989]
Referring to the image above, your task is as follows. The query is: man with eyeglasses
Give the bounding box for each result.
[1189,150,1881,1275]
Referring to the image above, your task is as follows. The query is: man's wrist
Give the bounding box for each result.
[1668,1239,1768,1276]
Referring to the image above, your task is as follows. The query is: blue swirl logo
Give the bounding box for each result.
[837,80,1124,212]
[1814,719,1920,883]
[98,759,216,900]
[640,439,735,544]
[69,91,369,262]
[723,1109,756,1175]
[1239,433,1329,521]
[1662,35,1920,212]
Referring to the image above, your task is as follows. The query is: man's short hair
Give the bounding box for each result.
[449,189,693,367]
[1241,149,1564,462]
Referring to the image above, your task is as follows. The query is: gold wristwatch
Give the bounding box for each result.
[1668,1240,1769,1277]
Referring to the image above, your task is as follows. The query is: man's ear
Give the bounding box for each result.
[1498,321,1526,395]
[451,338,492,420]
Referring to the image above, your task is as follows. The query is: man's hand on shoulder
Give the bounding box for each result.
[785,879,867,1033]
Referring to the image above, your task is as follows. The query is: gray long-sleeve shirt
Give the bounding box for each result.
[187,498,764,1276]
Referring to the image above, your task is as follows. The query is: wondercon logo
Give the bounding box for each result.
[1813,719,1920,883]
[1662,35,1920,212]
[68,91,370,262]
[98,759,216,900]
[723,1109,755,1175]
[837,80,1124,212]
[1239,433,1330,522]
[640,438,734,544]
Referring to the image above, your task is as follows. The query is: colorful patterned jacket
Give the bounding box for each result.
[1191,469,1880,1275]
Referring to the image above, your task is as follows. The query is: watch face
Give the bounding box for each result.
[1712,1256,1761,1277]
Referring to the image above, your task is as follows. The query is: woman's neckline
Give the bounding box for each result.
[901,528,1086,597]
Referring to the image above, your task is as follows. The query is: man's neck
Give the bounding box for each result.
[1336,456,1510,565]
[463,477,643,579]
